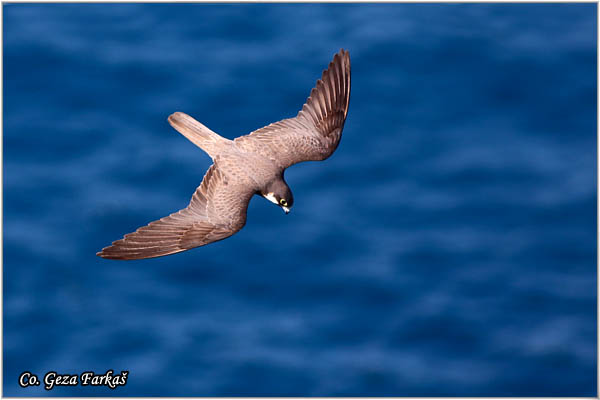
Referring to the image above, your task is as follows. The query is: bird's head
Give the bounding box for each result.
[262,178,294,214]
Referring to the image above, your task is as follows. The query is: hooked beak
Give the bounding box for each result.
[282,206,290,214]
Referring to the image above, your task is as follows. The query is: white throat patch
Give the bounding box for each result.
[263,192,279,205]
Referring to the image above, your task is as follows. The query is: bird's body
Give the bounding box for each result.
[98,49,350,260]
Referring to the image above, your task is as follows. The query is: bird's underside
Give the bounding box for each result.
[98,49,350,260]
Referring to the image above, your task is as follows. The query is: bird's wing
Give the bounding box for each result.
[97,163,254,260]
[234,49,350,169]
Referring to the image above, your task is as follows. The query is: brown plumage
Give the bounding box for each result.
[97,49,351,260]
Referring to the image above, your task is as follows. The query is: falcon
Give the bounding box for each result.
[98,49,350,260]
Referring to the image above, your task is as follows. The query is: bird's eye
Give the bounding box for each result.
[280,199,288,206]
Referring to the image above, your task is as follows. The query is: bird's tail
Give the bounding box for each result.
[168,112,231,159]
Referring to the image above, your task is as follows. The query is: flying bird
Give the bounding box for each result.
[98,49,350,260]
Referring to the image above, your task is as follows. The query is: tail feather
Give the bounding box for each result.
[168,112,230,158]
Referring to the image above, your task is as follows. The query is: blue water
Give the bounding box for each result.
[3,3,596,396]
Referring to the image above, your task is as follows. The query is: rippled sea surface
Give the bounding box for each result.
[3,3,596,396]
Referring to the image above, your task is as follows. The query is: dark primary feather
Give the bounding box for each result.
[234,49,351,169]
[97,163,254,260]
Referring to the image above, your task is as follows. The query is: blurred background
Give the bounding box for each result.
[3,3,596,396]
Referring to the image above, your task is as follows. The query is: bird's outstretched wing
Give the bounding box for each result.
[234,49,351,169]
[97,163,254,260]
